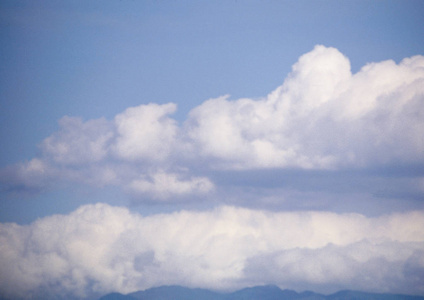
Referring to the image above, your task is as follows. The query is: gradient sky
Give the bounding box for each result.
[1,1,424,299]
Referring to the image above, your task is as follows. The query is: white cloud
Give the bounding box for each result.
[1,45,423,201]
[0,103,193,199]
[243,240,424,294]
[40,103,179,166]
[41,116,113,165]
[186,45,424,169]
[113,103,178,161]
[1,204,423,299]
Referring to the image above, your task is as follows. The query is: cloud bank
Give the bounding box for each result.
[1,45,423,201]
[1,204,423,299]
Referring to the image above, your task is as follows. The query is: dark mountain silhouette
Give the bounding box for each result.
[98,292,137,300]
[128,285,221,300]
[226,285,320,300]
[327,290,424,300]
[98,285,424,300]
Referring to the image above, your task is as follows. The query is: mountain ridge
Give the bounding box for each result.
[98,285,424,300]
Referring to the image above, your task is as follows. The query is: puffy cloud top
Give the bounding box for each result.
[188,45,424,169]
[113,103,178,161]
[1,45,423,200]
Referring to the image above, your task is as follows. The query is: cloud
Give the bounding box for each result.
[0,204,423,299]
[186,45,424,169]
[113,103,178,162]
[1,45,423,201]
[0,103,195,199]
[41,116,113,165]
[126,170,214,200]
[243,240,424,294]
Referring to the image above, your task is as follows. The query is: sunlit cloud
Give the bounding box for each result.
[1,204,423,299]
[1,46,423,203]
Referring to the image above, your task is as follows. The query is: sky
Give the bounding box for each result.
[0,0,424,299]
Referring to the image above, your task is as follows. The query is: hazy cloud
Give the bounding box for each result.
[126,170,214,200]
[41,116,113,165]
[0,204,423,299]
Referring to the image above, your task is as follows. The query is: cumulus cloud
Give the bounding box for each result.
[0,204,423,299]
[113,103,178,162]
[187,45,424,169]
[41,116,114,165]
[0,103,201,200]
[1,45,423,201]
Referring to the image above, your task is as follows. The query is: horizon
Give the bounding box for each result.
[99,284,424,298]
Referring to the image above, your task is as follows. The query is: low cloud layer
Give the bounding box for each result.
[0,204,423,299]
[1,45,423,202]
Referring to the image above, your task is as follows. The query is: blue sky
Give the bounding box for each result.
[1,1,424,299]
